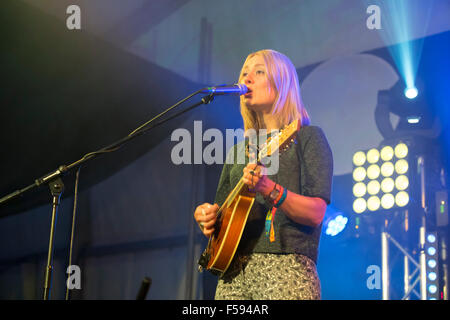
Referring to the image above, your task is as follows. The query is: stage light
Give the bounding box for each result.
[367,180,380,195]
[325,214,348,236]
[395,191,409,207]
[428,259,437,268]
[352,141,411,214]
[428,285,437,294]
[425,231,440,300]
[367,164,380,180]
[381,178,395,193]
[394,143,408,158]
[367,196,381,211]
[353,198,366,214]
[353,167,366,182]
[373,1,430,124]
[380,146,394,161]
[381,162,394,177]
[367,149,380,163]
[381,194,395,209]
[404,87,418,99]
[395,159,409,174]
[353,182,366,197]
[407,116,421,124]
[427,234,436,243]
[428,247,436,256]
[395,175,409,191]
[353,151,366,166]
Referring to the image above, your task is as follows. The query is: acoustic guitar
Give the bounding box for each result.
[198,120,301,275]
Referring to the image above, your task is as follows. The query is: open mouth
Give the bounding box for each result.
[244,89,252,97]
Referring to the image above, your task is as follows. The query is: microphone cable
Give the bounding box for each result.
[65,165,81,300]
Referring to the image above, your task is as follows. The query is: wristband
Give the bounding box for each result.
[274,187,288,208]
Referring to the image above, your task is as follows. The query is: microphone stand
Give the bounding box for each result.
[0,92,215,300]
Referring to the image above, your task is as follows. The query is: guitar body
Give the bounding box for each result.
[206,193,255,273]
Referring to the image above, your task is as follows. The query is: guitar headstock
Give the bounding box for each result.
[258,119,300,160]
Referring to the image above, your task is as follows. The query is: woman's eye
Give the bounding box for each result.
[242,73,248,77]
[256,70,265,75]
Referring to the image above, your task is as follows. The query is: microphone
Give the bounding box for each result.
[200,84,248,96]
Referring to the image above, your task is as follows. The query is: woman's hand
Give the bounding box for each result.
[243,165,326,228]
[242,163,274,197]
[194,203,219,237]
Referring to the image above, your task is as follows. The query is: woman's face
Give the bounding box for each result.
[240,55,276,113]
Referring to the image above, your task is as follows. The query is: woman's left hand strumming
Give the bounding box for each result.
[242,163,274,196]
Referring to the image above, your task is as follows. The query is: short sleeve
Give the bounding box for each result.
[298,126,333,204]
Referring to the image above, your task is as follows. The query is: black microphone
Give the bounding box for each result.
[136,277,152,300]
[200,84,248,95]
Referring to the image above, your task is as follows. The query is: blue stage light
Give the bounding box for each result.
[428,272,437,281]
[325,214,348,237]
[427,234,436,243]
[428,285,437,294]
[425,231,440,300]
[428,247,436,256]
[404,87,418,99]
[428,259,437,268]
[407,116,421,124]
[373,1,432,108]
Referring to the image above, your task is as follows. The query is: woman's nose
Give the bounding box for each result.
[245,74,253,84]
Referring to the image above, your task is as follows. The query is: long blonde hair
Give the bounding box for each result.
[238,49,310,131]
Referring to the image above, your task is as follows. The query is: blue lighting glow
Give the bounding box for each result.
[428,259,437,268]
[428,247,436,256]
[372,0,433,100]
[427,234,436,243]
[407,116,421,124]
[428,272,437,281]
[325,214,348,237]
[428,285,437,294]
[404,87,418,99]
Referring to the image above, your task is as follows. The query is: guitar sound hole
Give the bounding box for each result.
[213,219,222,238]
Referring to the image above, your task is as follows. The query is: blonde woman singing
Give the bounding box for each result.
[194,49,333,300]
